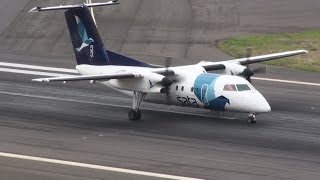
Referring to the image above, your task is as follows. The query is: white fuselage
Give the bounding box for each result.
[76,64,271,113]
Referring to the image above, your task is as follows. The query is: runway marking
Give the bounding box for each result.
[0,152,202,180]
[0,61,319,86]
[252,77,320,87]
[0,67,70,77]
[0,91,237,120]
[0,62,78,73]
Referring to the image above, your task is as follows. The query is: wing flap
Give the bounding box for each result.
[32,72,142,82]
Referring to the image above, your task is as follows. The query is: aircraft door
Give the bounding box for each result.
[201,84,209,106]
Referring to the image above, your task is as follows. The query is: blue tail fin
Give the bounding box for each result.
[65,6,109,65]
[65,5,155,67]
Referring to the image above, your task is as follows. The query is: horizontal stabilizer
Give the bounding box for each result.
[29,0,119,12]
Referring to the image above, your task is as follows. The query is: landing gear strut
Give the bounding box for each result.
[128,92,146,121]
[247,113,257,124]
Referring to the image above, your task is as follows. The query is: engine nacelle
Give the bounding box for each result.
[223,63,253,77]
[108,72,167,93]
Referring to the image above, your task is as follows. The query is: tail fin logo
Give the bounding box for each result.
[75,16,94,52]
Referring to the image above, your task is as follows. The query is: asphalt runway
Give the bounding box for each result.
[0,70,319,180]
[0,0,319,180]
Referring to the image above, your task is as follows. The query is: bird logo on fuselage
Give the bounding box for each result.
[75,16,94,52]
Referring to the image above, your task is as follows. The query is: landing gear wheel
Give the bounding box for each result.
[247,113,257,124]
[128,109,141,121]
[129,92,145,121]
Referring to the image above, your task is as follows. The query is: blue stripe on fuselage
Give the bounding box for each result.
[194,73,219,105]
[193,73,230,110]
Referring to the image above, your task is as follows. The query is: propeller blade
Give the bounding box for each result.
[164,57,172,76]
[245,48,252,68]
[165,57,171,67]
[242,67,254,77]
[245,48,253,83]
[161,77,173,86]
[246,76,251,83]
[163,57,173,102]
[252,66,266,74]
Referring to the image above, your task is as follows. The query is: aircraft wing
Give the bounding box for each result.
[32,72,142,82]
[198,50,308,71]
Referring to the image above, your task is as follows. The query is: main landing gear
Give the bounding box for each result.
[247,113,257,124]
[128,92,146,121]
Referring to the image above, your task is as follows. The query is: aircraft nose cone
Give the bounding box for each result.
[260,99,271,112]
[254,92,271,113]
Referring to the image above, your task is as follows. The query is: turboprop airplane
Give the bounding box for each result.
[29,1,307,123]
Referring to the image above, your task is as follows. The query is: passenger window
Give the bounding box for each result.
[223,84,237,91]
[191,87,194,92]
[181,86,184,91]
[236,84,251,91]
[176,86,178,91]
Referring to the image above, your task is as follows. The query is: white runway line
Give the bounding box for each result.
[0,91,236,120]
[0,62,78,73]
[0,67,71,77]
[0,61,319,86]
[252,77,320,87]
[0,152,202,180]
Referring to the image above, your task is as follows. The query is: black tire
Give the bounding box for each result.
[136,110,141,120]
[128,110,141,121]
[248,117,257,124]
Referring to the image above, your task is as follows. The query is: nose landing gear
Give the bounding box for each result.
[248,113,257,124]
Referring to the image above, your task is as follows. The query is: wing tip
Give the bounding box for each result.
[294,49,308,54]
[28,7,40,13]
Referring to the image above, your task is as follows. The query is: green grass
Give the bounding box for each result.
[217,30,320,72]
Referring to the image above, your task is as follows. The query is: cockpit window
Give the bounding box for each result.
[236,84,251,91]
[223,84,237,91]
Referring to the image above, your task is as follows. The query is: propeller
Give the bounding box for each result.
[160,57,173,92]
[242,48,266,82]
[244,48,254,82]
[164,56,171,77]
[160,57,174,104]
